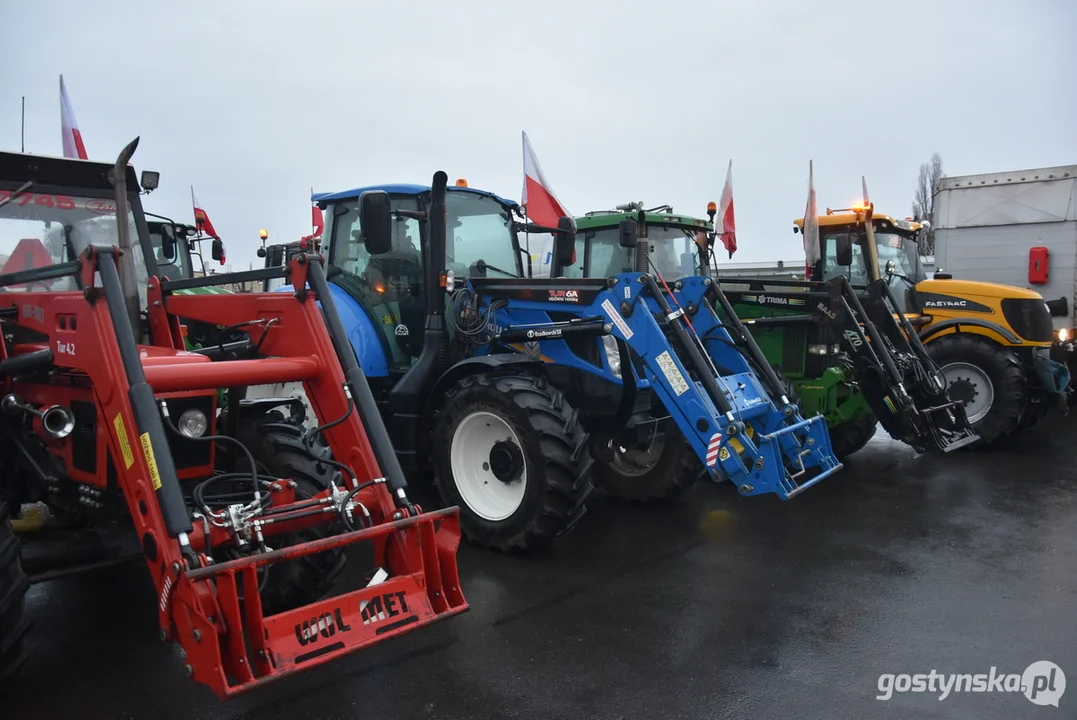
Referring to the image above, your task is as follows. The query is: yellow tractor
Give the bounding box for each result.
[794,204,1070,448]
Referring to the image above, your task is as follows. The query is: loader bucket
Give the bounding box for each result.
[171,507,466,698]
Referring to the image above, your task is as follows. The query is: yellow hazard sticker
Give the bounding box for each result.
[382,315,393,324]
[140,432,162,491]
[718,447,731,461]
[113,414,135,469]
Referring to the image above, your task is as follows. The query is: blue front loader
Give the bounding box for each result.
[468,272,843,499]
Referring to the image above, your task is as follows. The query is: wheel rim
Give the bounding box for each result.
[450,411,527,522]
[606,436,666,477]
[941,361,995,424]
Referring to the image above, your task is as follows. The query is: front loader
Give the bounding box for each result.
[568,203,977,459]
[795,200,1071,446]
[0,141,466,698]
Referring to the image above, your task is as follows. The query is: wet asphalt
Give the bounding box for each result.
[4,414,1077,720]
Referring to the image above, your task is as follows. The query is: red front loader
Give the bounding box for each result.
[0,139,467,698]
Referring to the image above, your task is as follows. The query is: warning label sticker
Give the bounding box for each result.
[601,299,634,340]
[113,414,134,469]
[140,432,162,491]
[656,351,690,396]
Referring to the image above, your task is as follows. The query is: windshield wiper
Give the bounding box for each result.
[474,259,519,278]
[0,181,34,211]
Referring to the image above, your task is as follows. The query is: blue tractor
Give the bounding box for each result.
[273,172,843,552]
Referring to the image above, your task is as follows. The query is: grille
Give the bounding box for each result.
[1001,299,1054,343]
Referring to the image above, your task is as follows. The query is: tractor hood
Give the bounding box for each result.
[917,278,1045,302]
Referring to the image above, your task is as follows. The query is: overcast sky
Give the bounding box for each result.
[3,0,1075,270]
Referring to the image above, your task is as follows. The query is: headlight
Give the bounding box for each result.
[831,344,841,354]
[602,335,622,379]
[177,408,208,438]
[808,344,829,356]
[1060,328,1070,343]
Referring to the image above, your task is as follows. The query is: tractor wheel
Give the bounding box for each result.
[0,500,30,683]
[828,414,879,460]
[591,419,702,505]
[926,335,1028,448]
[432,372,593,553]
[222,410,348,614]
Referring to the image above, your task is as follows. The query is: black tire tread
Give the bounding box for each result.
[0,500,30,683]
[926,335,1027,449]
[592,429,701,505]
[228,411,347,614]
[828,413,879,460]
[432,372,593,553]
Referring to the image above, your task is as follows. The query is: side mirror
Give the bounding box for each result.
[257,246,267,258]
[835,234,853,267]
[159,224,177,260]
[211,237,224,263]
[359,190,393,256]
[554,215,577,267]
[618,218,638,248]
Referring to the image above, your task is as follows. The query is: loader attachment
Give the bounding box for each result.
[471,272,843,499]
[714,274,978,454]
[173,507,465,697]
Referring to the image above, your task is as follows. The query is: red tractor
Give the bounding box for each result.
[0,139,467,698]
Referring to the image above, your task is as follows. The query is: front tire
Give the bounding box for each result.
[828,413,879,459]
[432,372,593,552]
[591,419,702,505]
[0,500,30,683]
[926,335,1028,448]
[221,410,348,614]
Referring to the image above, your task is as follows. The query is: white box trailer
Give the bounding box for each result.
[933,165,1077,339]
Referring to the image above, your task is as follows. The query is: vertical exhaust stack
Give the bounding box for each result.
[108,136,143,344]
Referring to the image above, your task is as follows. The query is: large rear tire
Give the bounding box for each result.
[926,335,1027,448]
[222,410,348,614]
[591,419,702,505]
[0,500,30,683]
[432,372,593,553]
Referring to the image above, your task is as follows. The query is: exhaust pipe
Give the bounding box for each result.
[2,394,76,440]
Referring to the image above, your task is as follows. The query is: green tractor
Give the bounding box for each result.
[563,203,976,459]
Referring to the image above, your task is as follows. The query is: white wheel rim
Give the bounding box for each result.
[941,361,995,424]
[450,411,526,522]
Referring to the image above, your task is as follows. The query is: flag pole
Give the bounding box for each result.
[20,96,25,152]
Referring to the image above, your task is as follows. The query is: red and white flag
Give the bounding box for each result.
[301,205,324,244]
[59,75,88,160]
[803,161,821,275]
[716,160,737,258]
[521,131,569,228]
[191,186,223,265]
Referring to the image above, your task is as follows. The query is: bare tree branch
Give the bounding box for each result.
[912,152,943,255]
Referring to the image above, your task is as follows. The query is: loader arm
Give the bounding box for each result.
[469,273,843,499]
[714,274,978,454]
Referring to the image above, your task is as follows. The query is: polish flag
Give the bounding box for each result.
[861,175,870,206]
[803,161,821,275]
[716,160,737,258]
[60,75,88,160]
[191,185,222,265]
[521,131,569,228]
[302,205,324,241]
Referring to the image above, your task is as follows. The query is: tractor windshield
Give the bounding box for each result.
[821,224,924,312]
[0,187,143,292]
[586,224,703,280]
[446,192,519,277]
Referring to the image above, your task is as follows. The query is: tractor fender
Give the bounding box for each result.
[424,354,546,420]
[918,318,1023,346]
[277,281,392,377]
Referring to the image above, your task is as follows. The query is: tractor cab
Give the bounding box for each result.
[144,213,200,280]
[313,181,526,377]
[794,208,927,314]
[558,203,710,280]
